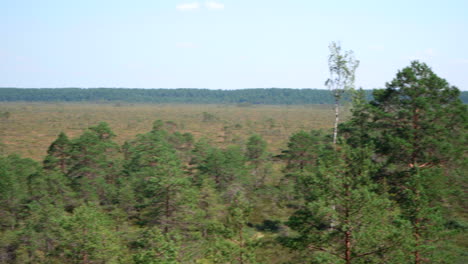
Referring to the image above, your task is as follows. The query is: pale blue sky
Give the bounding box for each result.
[2,0,468,90]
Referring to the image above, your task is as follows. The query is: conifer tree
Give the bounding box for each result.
[54,204,124,263]
[245,134,271,188]
[366,61,467,263]
[67,122,121,204]
[0,155,41,263]
[124,127,192,233]
[245,134,267,164]
[196,146,248,191]
[205,192,258,264]
[43,132,72,174]
[284,144,408,264]
[132,227,180,264]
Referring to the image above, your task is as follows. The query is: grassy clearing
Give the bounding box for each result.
[0,102,347,160]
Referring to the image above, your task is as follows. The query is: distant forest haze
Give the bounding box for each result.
[1,87,468,104]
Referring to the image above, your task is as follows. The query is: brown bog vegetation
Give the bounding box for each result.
[0,102,337,160]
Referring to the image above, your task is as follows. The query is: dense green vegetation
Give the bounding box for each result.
[0,61,467,263]
[1,88,467,105]
[0,88,370,105]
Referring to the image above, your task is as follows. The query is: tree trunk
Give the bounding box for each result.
[344,184,351,264]
[333,96,340,145]
[414,219,421,264]
[345,230,351,264]
[82,227,89,264]
[82,252,89,264]
[239,225,244,264]
[164,189,170,234]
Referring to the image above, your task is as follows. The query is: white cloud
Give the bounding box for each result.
[176,2,200,11]
[205,1,224,10]
[176,42,197,48]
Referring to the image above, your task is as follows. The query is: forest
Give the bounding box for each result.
[0,61,467,264]
[0,88,365,105]
[1,87,467,105]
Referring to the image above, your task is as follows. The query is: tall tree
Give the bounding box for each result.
[245,134,270,188]
[283,144,408,264]
[325,41,359,145]
[67,122,121,203]
[367,61,467,263]
[43,132,72,174]
[124,128,192,233]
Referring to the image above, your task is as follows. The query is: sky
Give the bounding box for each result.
[1,0,468,90]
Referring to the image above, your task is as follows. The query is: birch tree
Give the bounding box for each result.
[325,42,359,145]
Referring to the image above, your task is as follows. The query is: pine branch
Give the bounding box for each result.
[307,244,344,260]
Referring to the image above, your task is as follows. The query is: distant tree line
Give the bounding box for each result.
[1,88,370,104]
[2,88,466,104]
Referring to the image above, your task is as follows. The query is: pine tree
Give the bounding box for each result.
[54,204,124,264]
[280,130,329,205]
[366,61,467,263]
[43,132,72,174]
[124,128,192,233]
[340,88,375,149]
[245,134,267,164]
[67,122,121,204]
[204,192,258,264]
[245,134,271,188]
[283,144,408,264]
[196,146,248,191]
[0,155,41,263]
[131,227,180,264]
[281,130,326,173]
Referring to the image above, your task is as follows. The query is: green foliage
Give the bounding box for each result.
[196,145,249,191]
[131,227,180,264]
[0,88,373,105]
[281,130,328,173]
[66,122,121,204]
[43,132,72,173]
[54,204,124,263]
[245,134,267,162]
[325,42,359,101]
[283,144,409,263]
[0,60,466,263]
[0,155,42,263]
[123,126,194,232]
[370,61,466,168]
[349,61,468,263]
[203,192,259,264]
[325,42,359,144]
[0,155,40,231]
